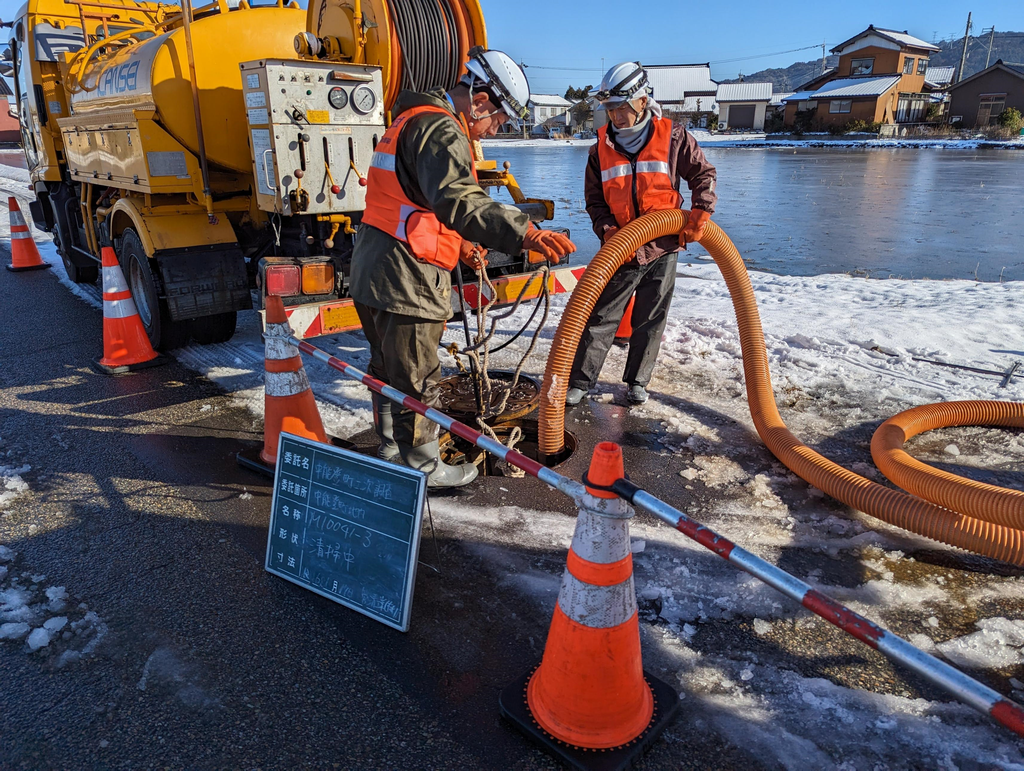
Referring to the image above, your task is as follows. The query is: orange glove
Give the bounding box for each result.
[522,227,576,265]
[600,225,620,244]
[679,208,711,249]
[459,239,488,270]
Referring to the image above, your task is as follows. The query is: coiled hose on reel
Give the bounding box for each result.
[538,210,1024,565]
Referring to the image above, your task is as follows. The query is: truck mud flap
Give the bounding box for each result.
[154,245,252,321]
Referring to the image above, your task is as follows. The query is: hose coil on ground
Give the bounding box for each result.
[538,210,1024,565]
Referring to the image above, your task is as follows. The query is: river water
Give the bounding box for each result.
[5,144,1021,281]
[489,144,1024,283]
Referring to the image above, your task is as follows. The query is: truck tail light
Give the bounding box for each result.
[302,263,334,295]
[265,265,300,296]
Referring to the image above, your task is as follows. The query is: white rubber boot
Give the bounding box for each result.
[400,440,479,488]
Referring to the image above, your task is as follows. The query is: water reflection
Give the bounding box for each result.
[484,144,1024,282]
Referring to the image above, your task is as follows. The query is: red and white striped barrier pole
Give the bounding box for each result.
[606,477,1024,739]
[294,339,585,501]
[292,337,1024,739]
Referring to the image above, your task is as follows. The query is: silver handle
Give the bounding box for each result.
[261,148,277,192]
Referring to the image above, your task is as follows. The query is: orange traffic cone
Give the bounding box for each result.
[6,197,51,272]
[259,295,328,466]
[94,246,165,375]
[500,442,678,767]
[613,294,635,346]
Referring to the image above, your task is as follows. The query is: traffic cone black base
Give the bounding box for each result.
[92,353,168,376]
[499,667,679,771]
[5,262,51,273]
[236,435,354,478]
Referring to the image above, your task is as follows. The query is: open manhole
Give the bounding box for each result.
[440,418,577,476]
[436,371,540,424]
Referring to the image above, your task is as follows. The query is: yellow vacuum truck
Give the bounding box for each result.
[4,0,569,347]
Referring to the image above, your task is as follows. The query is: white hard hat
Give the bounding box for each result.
[590,62,650,107]
[462,47,531,129]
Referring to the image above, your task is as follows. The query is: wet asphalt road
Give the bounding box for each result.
[3,239,1022,769]
[0,243,737,770]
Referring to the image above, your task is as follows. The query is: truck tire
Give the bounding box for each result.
[190,311,237,344]
[118,228,191,350]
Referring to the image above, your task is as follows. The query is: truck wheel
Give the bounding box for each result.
[190,312,237,344]
[118,228,191,350]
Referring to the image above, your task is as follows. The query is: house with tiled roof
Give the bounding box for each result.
[784,25,940,128]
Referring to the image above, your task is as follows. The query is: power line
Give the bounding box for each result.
[523,42,829,74]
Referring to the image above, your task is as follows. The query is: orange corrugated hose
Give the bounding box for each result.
[538,210,1024,565]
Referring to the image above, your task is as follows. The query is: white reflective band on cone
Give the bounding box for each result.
[265,335,299,361]
[557,571,636,629]
[101,266,130,294]
[11,230,30,240]
[636,160,670,175]
[104,297,139,319]
[570,505,632,565]
[265,368,311,397]
[9,211,26,227]
[600,165,633,183]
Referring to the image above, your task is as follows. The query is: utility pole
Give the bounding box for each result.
[821,41,826,74]
[985,26,996,68]
[956,11,972,83]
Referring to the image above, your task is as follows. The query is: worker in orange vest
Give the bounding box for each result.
[350,48,576,488]
[566,62,718,406]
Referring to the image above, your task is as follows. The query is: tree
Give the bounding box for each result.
[564,85,593,101]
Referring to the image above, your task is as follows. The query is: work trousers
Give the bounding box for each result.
[355,303,444,448]
[569,252,678,391]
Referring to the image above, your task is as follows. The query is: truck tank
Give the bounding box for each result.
[303,0,486,111]
[68,3,305,173]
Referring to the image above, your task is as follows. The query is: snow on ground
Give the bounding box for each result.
[3,160,1024,764]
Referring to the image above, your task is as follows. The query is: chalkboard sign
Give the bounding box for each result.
[264,433,427,632]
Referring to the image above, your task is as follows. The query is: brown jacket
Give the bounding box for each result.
[585,120,717,264]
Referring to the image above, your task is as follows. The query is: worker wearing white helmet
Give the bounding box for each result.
[350,47,576,489]
[565,61,717,407]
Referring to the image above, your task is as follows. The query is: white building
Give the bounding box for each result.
[716,82,773,130]
[528,94,572,134]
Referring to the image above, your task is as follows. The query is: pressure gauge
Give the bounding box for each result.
[328,87,348,110]
[351,84,377,114]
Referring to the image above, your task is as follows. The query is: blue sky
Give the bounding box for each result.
[480,0,1024,96]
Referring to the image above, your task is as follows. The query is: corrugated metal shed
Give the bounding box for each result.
[646,64,717,102]
[529,94,571,107]
[770,92,795,106]
[809,75,901,99]
[924,66,955,87]
[716,82,772,102]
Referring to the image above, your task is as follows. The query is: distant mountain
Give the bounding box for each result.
[720,31,1024,90]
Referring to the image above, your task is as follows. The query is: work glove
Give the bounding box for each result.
[678,208,712,249]
[600,225,620,244]
[459,239,488,270]
[522,226,577,264]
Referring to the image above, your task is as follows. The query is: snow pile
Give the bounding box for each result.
[0,546,107,664]
[937,618,1024,670]
[0,464,31,508]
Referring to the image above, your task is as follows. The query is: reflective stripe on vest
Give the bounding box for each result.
[360,105,477,271]
[597,117,681,228]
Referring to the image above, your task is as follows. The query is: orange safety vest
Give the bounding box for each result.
[597,116,680,227]
[361,104,477,271]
